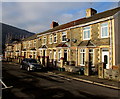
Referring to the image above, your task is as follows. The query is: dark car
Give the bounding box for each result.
[20,58,43,71]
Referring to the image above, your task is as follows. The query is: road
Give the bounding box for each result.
[2,62,120,99]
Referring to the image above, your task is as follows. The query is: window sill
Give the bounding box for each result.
[61,41,66,43]
[80,64,85,66]
[100,36,109,39]
[83,38,90,40]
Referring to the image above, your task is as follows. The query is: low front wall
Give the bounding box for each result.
[104,65,120,81]
[63,65,80,72]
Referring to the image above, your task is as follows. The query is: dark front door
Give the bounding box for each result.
[64,50,67,62]
[24,52,26,58]
[43,50,45,65]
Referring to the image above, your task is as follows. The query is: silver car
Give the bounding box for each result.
[20,58,43,71]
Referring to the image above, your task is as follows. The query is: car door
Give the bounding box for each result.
[25,59,29,69]
[22,59,26,69]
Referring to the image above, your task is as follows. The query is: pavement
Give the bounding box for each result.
[47,70,120,90]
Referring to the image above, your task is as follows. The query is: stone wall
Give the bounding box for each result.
[63,65,80,72]
[104,65,120,81]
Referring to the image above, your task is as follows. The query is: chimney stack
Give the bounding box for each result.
[50,21,59,29]
[86,8,97,17]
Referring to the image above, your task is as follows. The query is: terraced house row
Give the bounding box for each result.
[5,7,120,74]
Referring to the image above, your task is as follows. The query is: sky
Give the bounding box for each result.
[1,2,119,33]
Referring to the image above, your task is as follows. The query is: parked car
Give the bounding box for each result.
[20,58,43,71]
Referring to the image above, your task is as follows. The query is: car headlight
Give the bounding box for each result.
[30,65,34,68]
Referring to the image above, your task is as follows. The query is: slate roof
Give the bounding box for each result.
[30,47,36,50]
[56,43,68,47]
[39,45,47,49]
[23,34,38,41]
[78,40,96,47]
[37,7,120,35]
[23,7,120,41]
[22,49,26,51]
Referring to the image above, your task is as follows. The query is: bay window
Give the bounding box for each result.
[89,49,93,65]
[58,50,61,61]
[80,49,85,66]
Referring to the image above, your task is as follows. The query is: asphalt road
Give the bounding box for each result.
[2,62,120,99]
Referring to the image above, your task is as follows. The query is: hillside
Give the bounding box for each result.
[1,23,35,53]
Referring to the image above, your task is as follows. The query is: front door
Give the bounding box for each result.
[24,52,26,58]
[64,50,67,62]
[43,50,45,65]
[54,51,56,61]
[102,51,109,69]
[53,51,56,67]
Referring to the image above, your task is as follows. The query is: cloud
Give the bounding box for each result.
[58,13,73,24]
[2,2,118,33]
[26,24,47,33]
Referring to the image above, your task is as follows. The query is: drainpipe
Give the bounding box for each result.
[69,28,72,65]
[109,19,112,69]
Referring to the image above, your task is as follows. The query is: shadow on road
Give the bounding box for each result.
[2,62,117,99]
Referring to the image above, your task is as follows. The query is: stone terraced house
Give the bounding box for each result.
[5,7,120,77]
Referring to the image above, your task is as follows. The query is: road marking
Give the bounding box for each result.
[0,79,13,90]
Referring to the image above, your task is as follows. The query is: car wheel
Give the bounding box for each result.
[27,66,30,71]
[20,65,23,69]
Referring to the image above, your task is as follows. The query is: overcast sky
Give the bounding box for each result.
[2,2,119,33]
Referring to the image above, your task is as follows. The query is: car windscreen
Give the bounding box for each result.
[28,59,38,63]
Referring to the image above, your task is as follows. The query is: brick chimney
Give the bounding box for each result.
[86,8,97,17]
[50,21,59,28]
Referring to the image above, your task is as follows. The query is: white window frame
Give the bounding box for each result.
[54,51,56,60]
[83,26,90,40]
[43,36,46,45]
[49,34,52,44]
[101,22,109,38]
[58,50,61,62]
[29,41,32,47]
[40,50,42,56]
[54,34,57,43]
[80,49,85,66]
[62,31,67,42]
[24,42,26,48]
[89,49,94,66]
[49,51,52,59]
[34,40,36,47]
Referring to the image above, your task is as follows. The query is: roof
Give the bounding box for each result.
[23,34,38,41]
[30,47,36,50]
[56,43,68,47]
[23,7,120,41]
[39,45,47,49]
[37,7,120,35]
[22,49,26,51]
[78,40,96,47]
